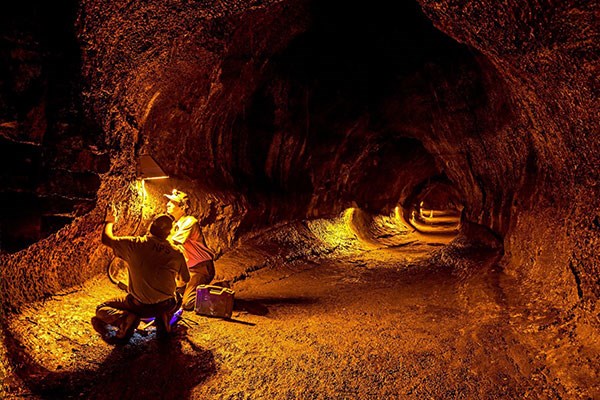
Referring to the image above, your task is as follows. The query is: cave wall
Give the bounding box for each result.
[416,0,599,311]
[0,1,109,253]
[77,0,449,224]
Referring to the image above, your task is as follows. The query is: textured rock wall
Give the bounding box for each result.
[0,1,109,252]
[417,0,599,310]
[76,0,448,226]
[1,0,597,318]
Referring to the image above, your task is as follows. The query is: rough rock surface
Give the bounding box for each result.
[0,0,598,397]
[416,0,599,312]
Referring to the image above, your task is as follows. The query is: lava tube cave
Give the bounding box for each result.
[0,0,598,398]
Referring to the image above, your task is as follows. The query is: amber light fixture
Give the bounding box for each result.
[134,153,169,215]
[137,154,169,180]
[133,153,169,222]
[107,154,169,286]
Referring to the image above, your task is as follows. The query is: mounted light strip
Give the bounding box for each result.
[137,154,169,181]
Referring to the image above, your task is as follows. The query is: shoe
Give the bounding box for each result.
[114,313,139,340]
[91,317,108,336]
[91,317,116,344]
[156,314,172,340]
[182,299,195,312]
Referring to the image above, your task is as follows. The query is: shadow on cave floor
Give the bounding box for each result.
[3,322,215,399]
[2,223,598,399]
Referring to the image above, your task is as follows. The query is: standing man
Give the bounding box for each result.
[92,206,189,343]
[165,189,215,311]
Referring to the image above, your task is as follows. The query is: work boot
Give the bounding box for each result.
[155,316,171,341]
[182,298,196,312]
[91,317,111,342]
[114,312,139,341]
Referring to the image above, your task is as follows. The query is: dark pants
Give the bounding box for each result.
[96,294,177,340]
[182,260,215,311]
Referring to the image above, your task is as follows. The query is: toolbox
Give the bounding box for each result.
[195,285,235,318]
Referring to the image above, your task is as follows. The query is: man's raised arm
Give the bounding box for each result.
[101,205,118,246]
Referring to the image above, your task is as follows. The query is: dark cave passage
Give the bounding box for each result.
[1,0,598,398]
[0,0,107,253]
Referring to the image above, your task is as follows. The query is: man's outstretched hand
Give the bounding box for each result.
[104,203,118,224]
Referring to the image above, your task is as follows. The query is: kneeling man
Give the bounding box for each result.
[92,206,189,343]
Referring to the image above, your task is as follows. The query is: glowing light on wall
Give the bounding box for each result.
[307,208,359,251]
[394,206,402,222]
[137,154,168,181]
[130,180,153,221]
[135,153,169,223]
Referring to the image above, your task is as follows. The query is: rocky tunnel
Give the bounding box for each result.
[1,0,598,398]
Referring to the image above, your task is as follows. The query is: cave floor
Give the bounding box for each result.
[3,235,598,399]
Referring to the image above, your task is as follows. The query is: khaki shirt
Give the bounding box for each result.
[106,235,189,304]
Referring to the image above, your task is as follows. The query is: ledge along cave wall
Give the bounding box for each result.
[0,0,598,373]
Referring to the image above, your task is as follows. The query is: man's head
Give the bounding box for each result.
[165,189,190,216]
[149,214,174,239]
